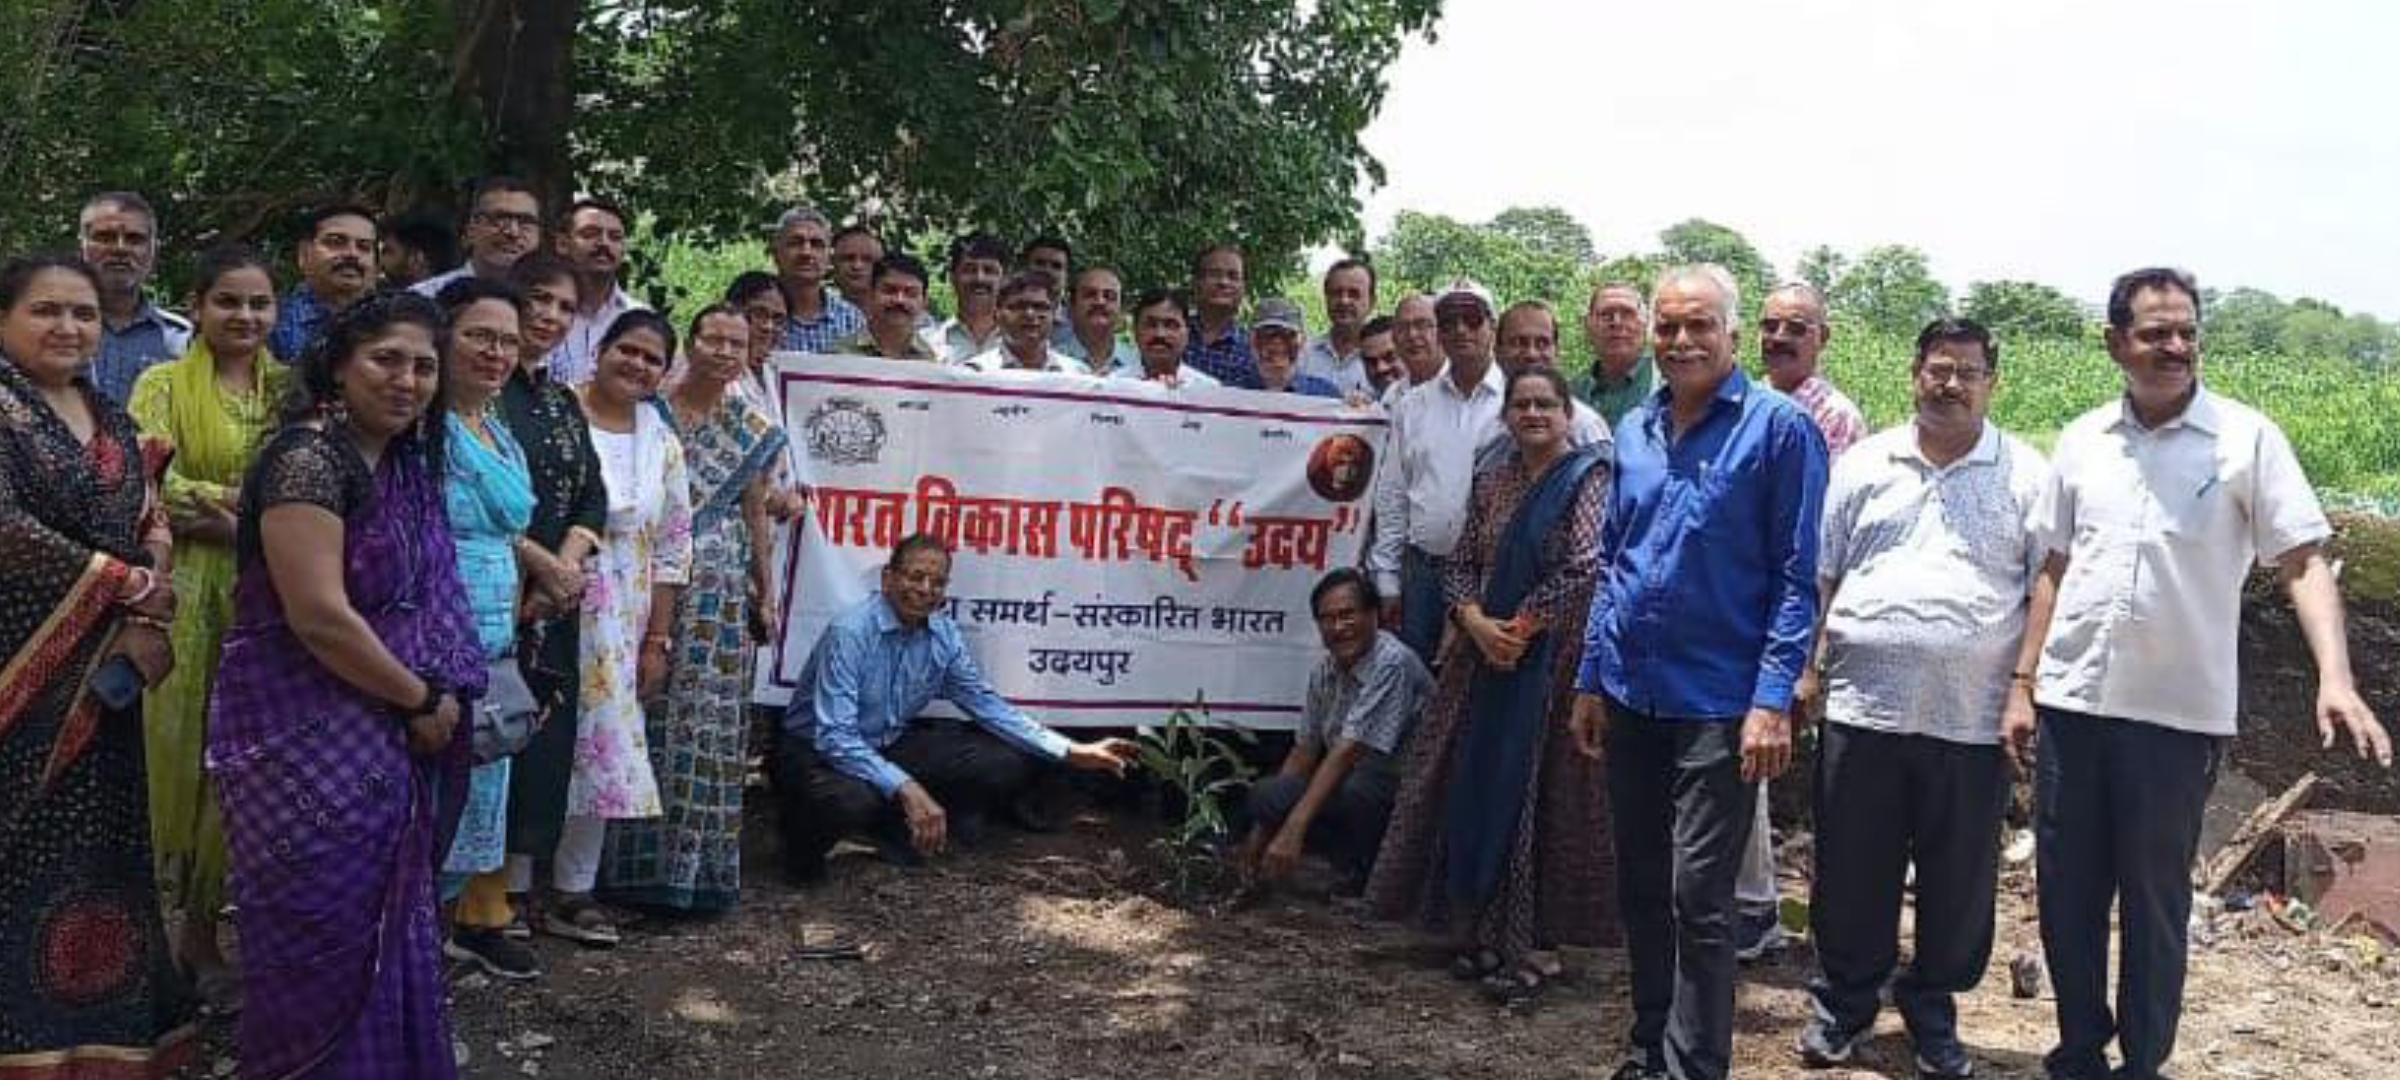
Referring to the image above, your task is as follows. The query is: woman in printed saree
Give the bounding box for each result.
[127,243,291,1008]
[0,255,195,1078]
[602,304,785,913]
[543,309,689,945]
[484,252,605,939]
[207,292,488,1080]
[1366,365,1619,1004]
[429,278,542,980]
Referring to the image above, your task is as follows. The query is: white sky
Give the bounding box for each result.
[1358,0,2400,319]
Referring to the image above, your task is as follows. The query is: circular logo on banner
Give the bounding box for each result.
[1306,433,1375,503]
[804,397,888,465]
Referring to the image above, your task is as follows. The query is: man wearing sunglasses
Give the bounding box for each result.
[1369,279,1506,660]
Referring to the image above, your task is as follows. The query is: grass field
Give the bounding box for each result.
[1819,334,2400,510]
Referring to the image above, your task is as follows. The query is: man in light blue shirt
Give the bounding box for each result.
[78,191,190,405]
[776,535,1138,883]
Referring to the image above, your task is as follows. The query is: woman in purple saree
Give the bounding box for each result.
[207,294,486,1080]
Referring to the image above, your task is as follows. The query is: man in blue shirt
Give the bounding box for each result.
[1251,298,1342,398]
[78,191,190,405]
[1569,264,1829,1080]
[270,204,379,361]
[1184,243,1259,388]
[776,535,1139,884]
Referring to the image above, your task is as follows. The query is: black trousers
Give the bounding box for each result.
[1806,723,2008,1043]
[772,720,1042,877]
[1236,767,1400,881]
[2034,707,2219,1080]
[1604,702,1756,1080]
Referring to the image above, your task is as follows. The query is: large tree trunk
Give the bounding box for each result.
[451,0,578,216]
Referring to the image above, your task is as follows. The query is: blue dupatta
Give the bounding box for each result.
[652,394,788,534]
[1443,443,1605,907]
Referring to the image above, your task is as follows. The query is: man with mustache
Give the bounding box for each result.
[1569,264,1827,1080]
[377,209,460,292]
[410,175,544,299]
[78,190,190,406]
[934,232,1010,362]
[2009,268,2387,1080]
[1732,280,1867,965]
[270,204,379,362]
[1794,318,2049,1078]
[1018,234,1080,351]
[1059,266,1139,375]
[1482,299,1609,466]
[1579,282,1656,427]
[1113,288,1219,389]
[833,253,942,361]
[1368,279,1507,660]
[768,205,865,354]
[1300,257,1378,399]
[548,197,651,385]
[1357,315,1402,398]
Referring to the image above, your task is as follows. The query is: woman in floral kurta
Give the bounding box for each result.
[550,311,690,943]
[126,246,289,1004]
[603,306,786,913]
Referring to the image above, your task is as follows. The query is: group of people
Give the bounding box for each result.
[0,178,2386,1080]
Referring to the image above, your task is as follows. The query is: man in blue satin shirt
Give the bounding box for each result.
[1568,263,1828,1080]
[776,534,1139,884]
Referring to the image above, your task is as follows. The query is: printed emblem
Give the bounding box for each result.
[804,397,888,465]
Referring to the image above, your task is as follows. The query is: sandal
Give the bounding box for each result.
[1449,948,1503,981]
[795,922,866,962]
[540,892,621,947]
[1480,965,1549,1006]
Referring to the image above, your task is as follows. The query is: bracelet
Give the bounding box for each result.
[2010,670,2036,684]
[125,613,173,632]
[120,566,158,608]
[643,633,671,649]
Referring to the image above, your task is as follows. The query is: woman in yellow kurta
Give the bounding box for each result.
[128,243,289,1007]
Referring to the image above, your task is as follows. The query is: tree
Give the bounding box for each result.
[2204,287,2291,355]
[1830,244,1950,335]
[1372,209,1588,314]
[1657,218,1772,308]
[1794,245,1847,297]
[0,0,1444,298]
[1488,205,1596,264]
[1962,279,2088,342]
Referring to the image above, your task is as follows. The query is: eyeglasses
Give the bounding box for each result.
[472,211,542,233]
[1436,310,1488,329]
[1759,317,1819,337]
[456,326,523,354]
[1917,363,1991,386]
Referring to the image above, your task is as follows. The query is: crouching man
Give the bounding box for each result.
[777,534,1139,883]
[1236,569,1432,894]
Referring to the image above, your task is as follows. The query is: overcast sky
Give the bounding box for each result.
[1358,0,2400,319]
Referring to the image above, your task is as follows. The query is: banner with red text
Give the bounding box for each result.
[754,354,1388,730]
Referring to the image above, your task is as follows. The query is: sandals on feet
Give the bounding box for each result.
[1480,965,1549,1006]
[541,892,621,947]
[1449,948,1503,981]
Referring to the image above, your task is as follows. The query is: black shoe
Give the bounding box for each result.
[445,927,541,981]
[1797,1018,1871,1067]
[782,857,829,888]
[1913,1035,1973,1079]
[1607,1060,1668,1080]
[1734,903,1788,963]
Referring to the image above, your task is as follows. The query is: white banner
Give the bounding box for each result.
[753,353,1389,730]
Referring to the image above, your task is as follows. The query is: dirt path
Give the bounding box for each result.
[329,815,2389,1080]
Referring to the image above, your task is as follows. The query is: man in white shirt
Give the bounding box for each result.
[2005,267,2388,1080]
[409,175,543,301]
[1369,279,1504,659]
[962,272,1089,375]
[1378,293,1444,408]
[935,232,1010,362]
[1795,318,2049,1078]
[546,197,649,384]
[1112,289,1220,389]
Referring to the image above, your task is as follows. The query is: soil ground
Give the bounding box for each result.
[172,567,2400,1080]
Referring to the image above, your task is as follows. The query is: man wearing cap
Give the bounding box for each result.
[1300,258,1379,399]
[832,254,943,361]
[1579,282,1657,428]
[770,206,866,353]
[1368,279,1506,660]
[1184,243,1258,388]
[963,271,1091,374]
[1253,298,1343,397]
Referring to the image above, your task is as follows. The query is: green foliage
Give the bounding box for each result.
[1374,208,1591,313]
[1794,245,1847,297]
[1658,218,1772,310]
[1488,205,1596,264]
[1818,334,2400,501]
[1133,699,1257,904]
[2204,287,2399,369]
[1962,279,2090,342]
[2,0,1442,298]
[1828,244,1950,336]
